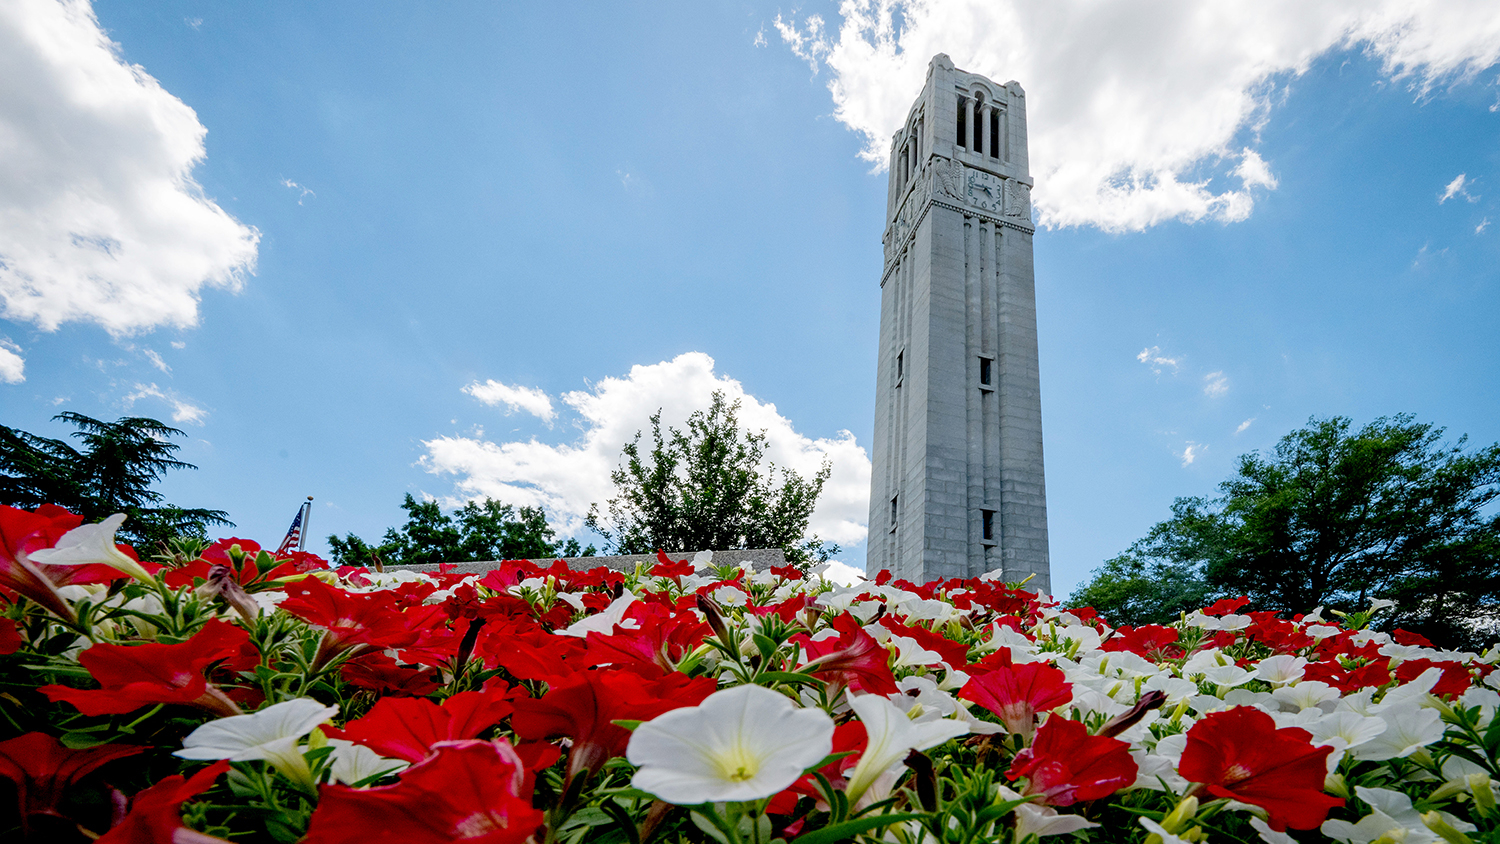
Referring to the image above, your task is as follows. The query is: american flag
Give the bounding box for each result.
[275,504,306,556]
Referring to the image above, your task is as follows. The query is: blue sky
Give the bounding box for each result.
[2,1,1497,597]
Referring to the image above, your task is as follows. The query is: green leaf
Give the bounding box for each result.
[793,812,929,844]
[690,810,732,844]
[754,671,822,688]
[612,719,644,732]
[59,731,112,749]
[975,798,1032,825]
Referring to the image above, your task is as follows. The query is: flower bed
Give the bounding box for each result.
[2,504,1499,844]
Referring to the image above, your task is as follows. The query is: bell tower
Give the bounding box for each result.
[867,54,1051,593]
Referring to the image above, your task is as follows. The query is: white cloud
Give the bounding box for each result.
[464,379,556,425]
[423,352,872,547]
[1203,371,1230,398]
[775,1,1500,231]
[0,338,23,383]
[123,382,206,425]
[818,560,867,586]
[143,347,170,373]
[1181,442,1203,467]
[1235,417,1256,434]
[280,178,315,205]
[1439,172,1479,203]
[170,340,186,349]
[1137,345,1181,375]
[0,0,259,336]
[1478,217,1491,234]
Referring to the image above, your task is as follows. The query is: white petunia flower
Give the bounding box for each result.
[28,514,154,582]
[1352,705,1445,761]
[1322,786,1473,844]
[1272,681,1340,712]
[627,684,834,805]
[1251,817,1299,844]
[326,739,407,784]
[557,593,637,638]
[1378,667,1443,710]
[886,634,947,669]
[893,675,959,722]
[1308,711,1388,750]
[1202,664,1254,688]
[712,586,749,607]
[844,693,967,804]
[176,698,339,789]
[1255,654,1308,685]
[1130,750,1188,792]
[1000,785,1098,838]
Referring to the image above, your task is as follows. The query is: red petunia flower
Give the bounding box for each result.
[1005,716,1136,807]
[511,668,715,783]
[1301,659,1392,694]
[328,684,517,763]
[475,618,588,681]
[1201,596,1251,616]
[1179,706,1343,831]
[796,613,899,696]
[585,602,709,673]
[879,617,972,668]
[648,550,695,580]
[1396,659,1472,697]
[0,732,144,834]
[302,740,543,844]
[39,618,256,717]
[279,576,425,665]
[0,615,21,654]
[959,658,1072,740]
[1101,625,1180,658]
[96,760,231,844]
[340,651,442,696]
[0,505,125,622]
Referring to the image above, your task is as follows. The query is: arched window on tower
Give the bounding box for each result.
[989,109,1001,158]
[973,92,985,152]
[956,96,968,149]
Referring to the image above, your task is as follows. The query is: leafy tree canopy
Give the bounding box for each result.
[584,391,837,568]
[1069,415,1500,648]
[328,494,592,568]
[0,412,231,547]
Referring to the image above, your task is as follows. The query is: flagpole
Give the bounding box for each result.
[300,496,312,552]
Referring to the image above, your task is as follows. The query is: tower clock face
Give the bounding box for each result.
[964,168,1005,214]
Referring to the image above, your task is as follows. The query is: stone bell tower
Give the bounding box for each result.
[866,54,1051,593]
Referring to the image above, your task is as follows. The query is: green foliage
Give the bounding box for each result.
[327,493,592,567]
[0,412,231,547]
[584,391,837,568]
[1070,415,1500,647]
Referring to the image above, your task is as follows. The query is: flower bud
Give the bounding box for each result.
[1470,773,1496,818]
[1099,690,1167,738]
[1421,811,1474,844]
[1161,796,1199,833]
[196,564,261,625]
[695,593,732,646]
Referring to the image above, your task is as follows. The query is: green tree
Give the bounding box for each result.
[584,391,837,567]
[0,412,231,547]
[1068,415,1500,647]
[1067,497,1218,626]
[328,493,591,567]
